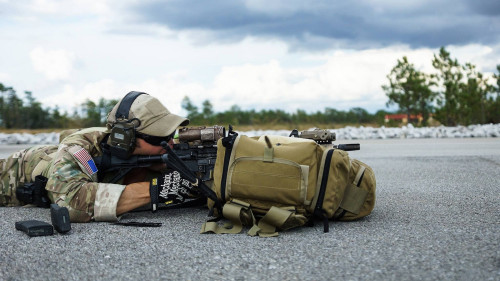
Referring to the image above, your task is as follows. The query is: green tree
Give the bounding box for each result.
[82,100,101,127]
[4,88,24,128]
[201,100,214,123]
[382,56,435,125]
[181,96,201,123]
[374,109,392,126]
[24,91,52,129]
[98,98,119,124]
[459,63,493,125]
[432,47,464,126]
[348,107,371,123]
[292,109,309,124]
[50,106,71,128]
[81,98,118,127]
[0,83,9,127]
[488,65,500,123]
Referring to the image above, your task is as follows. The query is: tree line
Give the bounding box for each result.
[181,97,382,126]
[0,47,499,130]
[0,84,117,129]
[383,47,500,126]
[0,84,383,129]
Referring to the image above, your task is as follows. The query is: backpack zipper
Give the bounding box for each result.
[314,149,334,232]
[220,133,237,201]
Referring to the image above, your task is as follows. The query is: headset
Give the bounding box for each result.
[109,91,146,159]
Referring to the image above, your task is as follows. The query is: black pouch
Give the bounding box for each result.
[15,220,54,237]
[16,175,50,208]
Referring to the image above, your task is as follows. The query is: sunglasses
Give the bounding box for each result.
[136,131,175,146]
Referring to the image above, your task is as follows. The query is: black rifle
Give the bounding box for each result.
[95,125,225,184]
[171,126,224,182]
[94,126,226,213]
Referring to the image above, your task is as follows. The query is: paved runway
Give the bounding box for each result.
[0,138,499,280]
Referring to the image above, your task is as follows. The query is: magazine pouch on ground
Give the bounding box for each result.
[202,133,375,237]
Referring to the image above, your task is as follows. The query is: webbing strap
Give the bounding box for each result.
[263,136,274,162]
[353,166,366,186]
[247,207,307,238]
[263,147,274,162]
[116,91,146,119]
[200,199,255,234]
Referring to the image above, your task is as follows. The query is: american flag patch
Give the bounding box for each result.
[73,148,98,175]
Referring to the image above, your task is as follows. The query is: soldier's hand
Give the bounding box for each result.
[150,171,194,211]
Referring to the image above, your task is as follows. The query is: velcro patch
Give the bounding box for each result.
[72,148,98,175]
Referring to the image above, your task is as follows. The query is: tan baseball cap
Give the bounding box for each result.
[107,92,189,137]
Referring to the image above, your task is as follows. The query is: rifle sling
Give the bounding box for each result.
[165,146,222,212]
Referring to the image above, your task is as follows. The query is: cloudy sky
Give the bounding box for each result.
[1,0,499,116]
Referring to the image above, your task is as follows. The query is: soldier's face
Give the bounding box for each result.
[133,138,169,155]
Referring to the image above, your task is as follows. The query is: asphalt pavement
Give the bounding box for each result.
[0,138,499,281]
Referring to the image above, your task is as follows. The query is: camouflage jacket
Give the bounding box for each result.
[44,127,127,222]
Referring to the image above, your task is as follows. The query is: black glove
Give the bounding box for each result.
[150,171,194,212]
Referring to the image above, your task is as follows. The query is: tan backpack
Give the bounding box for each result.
[201,132,376,237]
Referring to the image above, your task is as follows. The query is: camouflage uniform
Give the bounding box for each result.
[0,127,135,222]
[1,91,190,223]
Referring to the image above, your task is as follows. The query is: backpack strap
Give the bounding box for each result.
[201,201,308,237]
[200,199,255,234]
[247,206,307,238]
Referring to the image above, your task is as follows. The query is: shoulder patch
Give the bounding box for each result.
[73,148,98,175]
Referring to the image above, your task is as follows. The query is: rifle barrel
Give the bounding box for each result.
[336,143,360,151]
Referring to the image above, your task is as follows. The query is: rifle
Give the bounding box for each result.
[94,126,225,212]
[96,126,359,184]
[172,126,224,182]
[95,125,225,184]
[289,128,360,151]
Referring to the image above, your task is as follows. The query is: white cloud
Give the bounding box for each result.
[200,46,437,113]
[448,43,500,72]
[30,47,76,80]
[29,0,110,16]
[39,74,206,116]
[38,44,496,117]
[0,72,12,84]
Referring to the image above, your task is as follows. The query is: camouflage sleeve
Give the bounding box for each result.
[45,144,125,222]
[93,182,125,222]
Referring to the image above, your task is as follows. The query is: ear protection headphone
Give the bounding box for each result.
[109,91,147,159]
